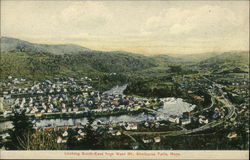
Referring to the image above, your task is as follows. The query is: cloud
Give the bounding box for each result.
[1,1,113,37]
[143,5,246,38]
[57,2,113,30]
[1,1,248,54]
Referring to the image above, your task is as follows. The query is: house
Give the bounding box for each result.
[199,116,209,124]
[199,118,208,124]
[80,132,86,137]
[47,108,53,113]
[181,118,191,125]
[61,108,67,113]
[115,131,121,136]
[75,121,81,126]
[110,130,116,136]
[134,105,141,110]
[108,126,113,131]
[130,124,138,130]
[3,109,13,115]
[78,129,83,134]
[128,100,134,104]
[57,136,63,143]
[142,137,152,144]
[35,112,42,118]
[112,100,119,105]
[25,108,30,113]
[145,101,150,106]
[92,108,102,112]
[187,90,193,94]
[73,108,78,112]
[61,139,67,143]
[62,103,66,108]
[125,123,138,130]
[132,144,139,150]
[227,132,237,139]
[169,116,180,124]
[214,107,220,112]
[62,131,68,137]
[154,122,160,128]
[75,135,82,141]
[92,125,98,131]
[1,133,10,139]
[154,136,161,143]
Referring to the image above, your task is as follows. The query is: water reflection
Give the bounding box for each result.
[0,97,195,130]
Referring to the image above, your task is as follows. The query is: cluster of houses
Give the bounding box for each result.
[2,75,242,150]
[56,127,88,144]
[0,76,226,139]
[0,77,153,118]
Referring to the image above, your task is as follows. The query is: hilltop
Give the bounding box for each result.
[0,37,156,80]
[0,37,248,81]
[1,37,90,55]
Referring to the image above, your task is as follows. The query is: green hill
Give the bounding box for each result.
[1,37,90,55]
[1,37,248,81]
[0,37,156,80]
[198,51,249,73]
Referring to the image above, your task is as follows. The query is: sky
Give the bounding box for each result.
[1,1,249,54]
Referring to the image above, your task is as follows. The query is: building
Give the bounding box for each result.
[227,132,237,139]
[57,136,63,143]
[181,118,191,125]
[62,131,68,137]
[169,116,180,124]
[142,137,152,144]
[154,136,161,143]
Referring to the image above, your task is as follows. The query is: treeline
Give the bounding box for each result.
[0,51,156,81]
[124,75,177,98]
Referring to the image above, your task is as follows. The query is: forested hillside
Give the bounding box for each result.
[0,50,156,80]
[198,51,249,73]
[1,37,248,81]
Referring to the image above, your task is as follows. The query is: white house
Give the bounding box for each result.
[154,137,161,143]
[62,131,68,137]
[169,116,180,124]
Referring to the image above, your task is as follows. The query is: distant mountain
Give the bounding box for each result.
[1,37,90,55]
[201,51,249,64]
[165,52,224,62]
[1,37,248,80]
[0,37,157,80]
[199,51,249,73]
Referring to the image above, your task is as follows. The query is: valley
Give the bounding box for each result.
[0,37,249,150]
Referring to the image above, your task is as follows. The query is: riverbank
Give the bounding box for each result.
[0,108,148,123]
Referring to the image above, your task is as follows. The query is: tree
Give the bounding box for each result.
[169,65,182,73]
[7,111,34,150]
[16,130,66,150]
[82,115,102,149]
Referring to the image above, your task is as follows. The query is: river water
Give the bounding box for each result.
[0,85,195,131]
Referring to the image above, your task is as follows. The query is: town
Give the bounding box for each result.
[0,72,248,150]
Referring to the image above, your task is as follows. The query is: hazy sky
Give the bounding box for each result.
[1,1,249,54]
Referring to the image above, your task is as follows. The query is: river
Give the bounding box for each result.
[0,84,195,131]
